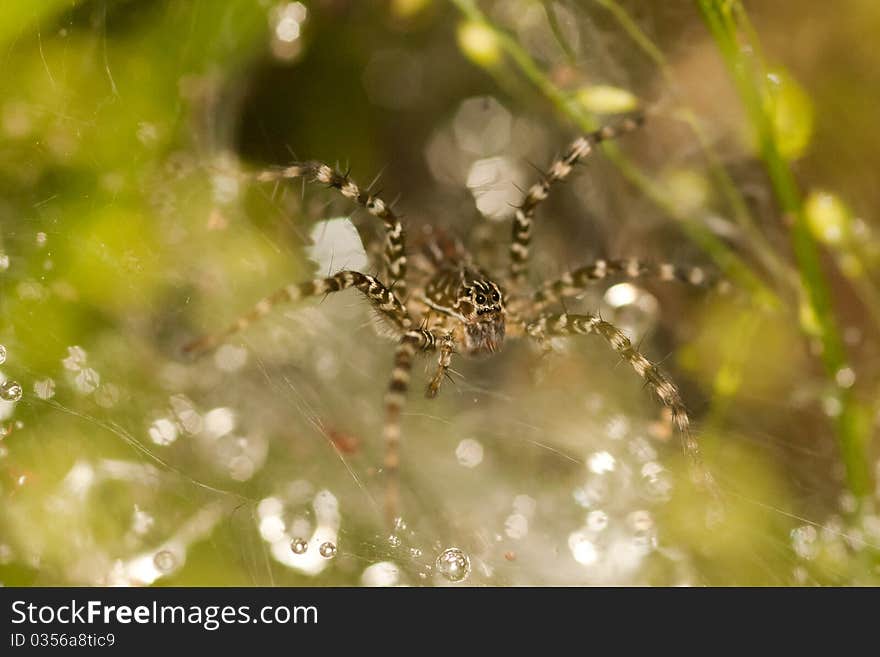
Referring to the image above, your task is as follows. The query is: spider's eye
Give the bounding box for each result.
[475,294,486,304]
[492,292,500,302]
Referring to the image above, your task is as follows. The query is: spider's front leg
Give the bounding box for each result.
[254,162,409,298]
[183,270,409,356]
[509,115,644,286]
[383,328,446,526]
[526,312,718,493]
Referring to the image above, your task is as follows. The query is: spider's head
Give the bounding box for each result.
[459,279,506,356]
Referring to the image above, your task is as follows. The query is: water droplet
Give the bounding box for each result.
[319,541,337,558]
[361,561,400,587]
[791,525,819,560]
[409,547,422,558]
[504,513,528,540]
[0,380,23,402]
[586,510,609,532]
[455,438,484,468]
[203,407,235,438]
[640,461,673,501]
[153,550,176,573]
[215,344,248,372]
[601,283,659,341]
[148,418,178,446]
[290,538,308,554]
[0,345,6,365]
[0,254,9,271]
[62,345,88,371]
[588,450,616,474]
[835,367,856,389]
[33,378,56,400]
[387,534,402,548]
[568,531,599,566]
[74,367,100,394]
[435,547,470,583]
[393,517,407,532]
[269,1,309,62]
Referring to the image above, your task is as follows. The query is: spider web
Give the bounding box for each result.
[0,0,878,587]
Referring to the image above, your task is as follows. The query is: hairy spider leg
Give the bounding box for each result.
[255,162,409,299]
[526,312,717,492]
[509,114,644,286]
[533,258,727,311]
[183,270,409,356]
[384,328,445,526]
[426,333,455,398]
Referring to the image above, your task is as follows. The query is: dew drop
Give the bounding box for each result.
[504,513,528,540]
[601,283,659,341]
[455,438,484,468]
[62,345,88,371]
[33,378,56,400]
[153,550,176,573]
[269,1,309,62]
[0,345,6,365]
[791,525,819,560]
[568,531,599,566]
[319,541,337,559]
[435,547,471,583]
[148,418,178,446]
[290,537,308,555]
[586,509,609,532]
[0,380,23,402]
[74,367,100,394]
[361,561,400,587]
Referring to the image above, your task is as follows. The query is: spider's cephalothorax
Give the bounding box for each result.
[185,113,722,525]
[423,266,506,356]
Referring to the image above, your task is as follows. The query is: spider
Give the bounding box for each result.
[184,114,718,525]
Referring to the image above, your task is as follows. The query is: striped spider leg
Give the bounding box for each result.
[532,258,726,313]
[509,114,644,286]
[524,312,717,492]
[186,115,721,528]
[183,270,409,356]
[503,114,719,494]
[254,161,409,298]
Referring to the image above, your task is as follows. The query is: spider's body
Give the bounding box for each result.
[186,114,719,524]
[420,265,506,357]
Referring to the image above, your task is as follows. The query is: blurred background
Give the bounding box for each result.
[1,0,879,586]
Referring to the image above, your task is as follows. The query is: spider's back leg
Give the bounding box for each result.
[383,328,443,526]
